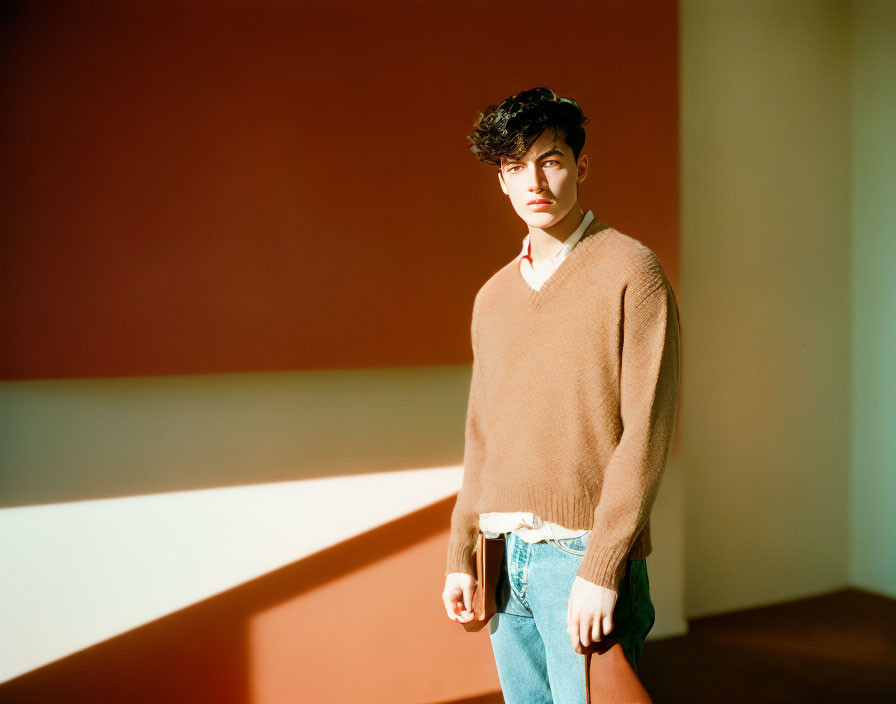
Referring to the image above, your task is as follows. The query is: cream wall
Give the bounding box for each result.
[681,0,853,617]
[849,0,896,597]
[681,0,896,617]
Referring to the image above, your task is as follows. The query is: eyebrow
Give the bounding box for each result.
[504,148,565,165]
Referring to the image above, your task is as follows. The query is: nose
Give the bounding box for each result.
[527,164,547,193]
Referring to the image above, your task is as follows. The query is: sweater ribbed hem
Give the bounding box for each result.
[473,483,653,591]
[576,541,633,592]
[466,474,658,577]
[490,483,596,529]
[629,522,652,559]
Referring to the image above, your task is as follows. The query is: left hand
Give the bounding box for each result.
[567,576,617,654]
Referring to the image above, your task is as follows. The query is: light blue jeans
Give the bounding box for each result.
[488,529,655,704]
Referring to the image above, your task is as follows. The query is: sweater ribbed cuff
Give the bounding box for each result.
[445,540,476,577]
[576,540,632,593]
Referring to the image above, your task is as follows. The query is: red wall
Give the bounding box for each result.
[0,1,679,701]
[1,0,679,380]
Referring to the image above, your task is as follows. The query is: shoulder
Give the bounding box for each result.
[598,229,670,294]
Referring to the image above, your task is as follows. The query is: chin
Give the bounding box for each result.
[517,209,560,227]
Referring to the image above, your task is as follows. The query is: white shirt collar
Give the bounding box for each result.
[519,209,595,263]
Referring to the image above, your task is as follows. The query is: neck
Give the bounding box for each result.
[527,205,586,261]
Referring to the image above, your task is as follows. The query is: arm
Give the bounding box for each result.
[444,296,488,577]
[576,257,681,593]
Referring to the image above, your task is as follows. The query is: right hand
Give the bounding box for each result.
[442,572,477,623]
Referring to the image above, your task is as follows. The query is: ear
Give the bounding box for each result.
[576,152,589,184]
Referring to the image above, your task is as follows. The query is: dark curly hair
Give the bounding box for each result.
[467,87,589,167]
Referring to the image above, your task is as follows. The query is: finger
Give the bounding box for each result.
[603,613,614,636]
[463,583,474,614]
[580,612,593,647]
[443,591,458,620]
[452,599,462,615]
[592,616,602,643]
[568,610,580,649]
[568,608,584,653]
[451,600,471,622]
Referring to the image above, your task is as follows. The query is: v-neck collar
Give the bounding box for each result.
[512,218,614,310]
[520,209,595,266]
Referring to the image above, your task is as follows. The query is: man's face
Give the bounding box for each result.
[497,128,588,229]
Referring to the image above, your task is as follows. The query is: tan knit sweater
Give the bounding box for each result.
[477,208,597,543]
[445,218,681,593]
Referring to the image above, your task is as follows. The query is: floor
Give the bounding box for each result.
[450,587,896,704]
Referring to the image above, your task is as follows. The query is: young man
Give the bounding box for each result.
[440,87,681,703]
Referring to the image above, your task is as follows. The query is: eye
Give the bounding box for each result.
[543,160,560,166]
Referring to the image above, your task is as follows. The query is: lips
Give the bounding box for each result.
[527,199,553,205]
